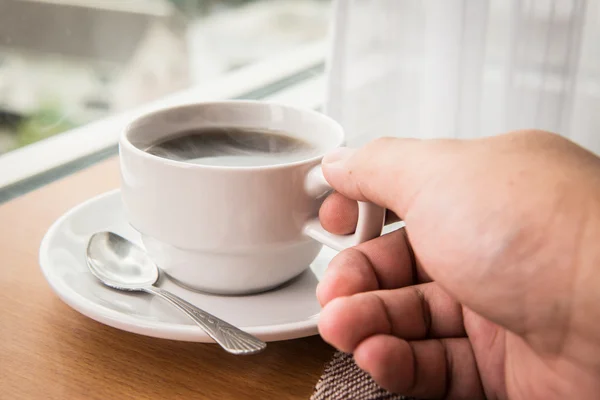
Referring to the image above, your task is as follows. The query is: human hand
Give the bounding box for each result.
[317,130,600,399]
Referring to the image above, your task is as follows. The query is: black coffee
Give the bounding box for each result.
[145,127,319,167]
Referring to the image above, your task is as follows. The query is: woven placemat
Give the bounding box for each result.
[311,352,416,400]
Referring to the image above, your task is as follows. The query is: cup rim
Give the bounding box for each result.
[119,99,345,171]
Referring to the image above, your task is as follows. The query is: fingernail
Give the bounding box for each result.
[322,147,355,167]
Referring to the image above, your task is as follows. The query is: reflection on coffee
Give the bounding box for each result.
[144,127,319,167]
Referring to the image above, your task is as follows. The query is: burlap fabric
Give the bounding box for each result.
[311,352,416,400]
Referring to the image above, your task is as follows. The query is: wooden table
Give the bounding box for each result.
[0,158,334,399]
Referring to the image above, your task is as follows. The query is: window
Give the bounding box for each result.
[0,0,331,158]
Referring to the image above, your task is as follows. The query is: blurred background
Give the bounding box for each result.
[2,0,599,160]
[0,0,331,154]
[327,0,600,152]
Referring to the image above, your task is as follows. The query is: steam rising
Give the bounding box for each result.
[145,126,319,167]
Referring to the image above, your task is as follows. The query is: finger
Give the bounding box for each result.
[322,138,462,217]
[318,283,465,353]
[319,191,399,235]
[316,228,421,306]
[354,335,485,399]
[318,192,357,235]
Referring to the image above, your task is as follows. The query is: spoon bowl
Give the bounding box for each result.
[87,232,158,290]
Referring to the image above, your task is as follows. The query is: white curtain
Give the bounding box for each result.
[325,0,600,153]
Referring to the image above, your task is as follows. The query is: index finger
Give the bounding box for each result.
[319,191,400,235]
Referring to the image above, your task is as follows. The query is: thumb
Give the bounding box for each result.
[322,137,461,217]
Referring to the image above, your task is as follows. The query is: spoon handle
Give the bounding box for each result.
[144,286,267,355]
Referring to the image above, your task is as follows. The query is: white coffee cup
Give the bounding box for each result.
[119,101,384,295]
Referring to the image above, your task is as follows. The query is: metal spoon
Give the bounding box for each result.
[86,231,267,355]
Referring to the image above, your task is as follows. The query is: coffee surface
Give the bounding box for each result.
[144,127,319,167]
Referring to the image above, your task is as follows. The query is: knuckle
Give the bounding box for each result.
[364,136,399,153]
[330,247,369,269]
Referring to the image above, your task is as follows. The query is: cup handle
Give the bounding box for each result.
[303,165,385,251]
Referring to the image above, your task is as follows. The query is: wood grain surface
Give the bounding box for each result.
[0,158,334,400]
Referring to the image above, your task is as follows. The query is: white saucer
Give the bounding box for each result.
[39,189,338,342]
